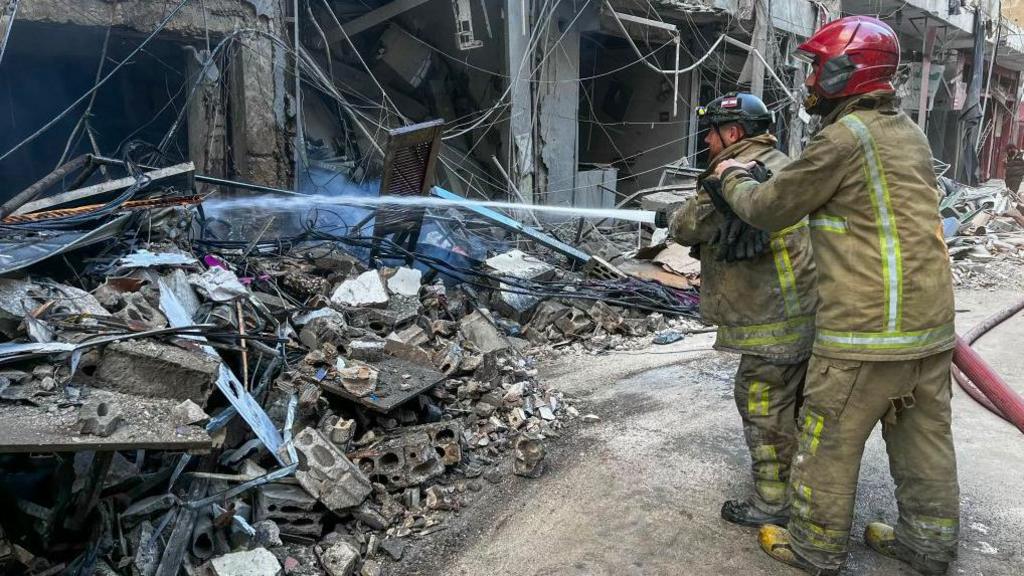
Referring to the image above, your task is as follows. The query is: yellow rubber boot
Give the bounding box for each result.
[758,524,840,575]
[864,522,950,576]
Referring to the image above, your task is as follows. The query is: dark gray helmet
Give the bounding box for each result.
[696,92,774,135]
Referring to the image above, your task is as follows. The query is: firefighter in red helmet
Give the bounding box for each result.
[707,16,959,576]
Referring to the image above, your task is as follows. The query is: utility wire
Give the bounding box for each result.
[0,0,20,67]
[0,0,192,163]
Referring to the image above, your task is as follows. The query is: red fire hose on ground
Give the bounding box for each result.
[952,296,1024,434]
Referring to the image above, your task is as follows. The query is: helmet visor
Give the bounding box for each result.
[793,49,816,64]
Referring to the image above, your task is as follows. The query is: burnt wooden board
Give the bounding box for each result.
[320,356,445,413]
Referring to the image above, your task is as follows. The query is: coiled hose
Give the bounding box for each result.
[952,296,1024,433]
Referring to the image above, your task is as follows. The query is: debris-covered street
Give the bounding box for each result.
[2,0,1024,575]
[391,287,1024,576]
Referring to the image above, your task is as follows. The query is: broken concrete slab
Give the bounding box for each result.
[360,559,382,576]
[527,301,570,331]
[329,418,355,447]
[95,339,219,402]
[386,295,421,325]
[485,249,556,280]
[292,307,342,327]
[172,399,209,426]
[383,339,432,365]
[433,341,464,375]
[640,189,693,213]
[587,301,623,334]
[292,428,372,513]
[347,307,402,336]
[484,250,557,322]
[114,290,168,330]
[387,324,429,347]
[347,337,386,362]
[331,271,388,308]
[385,267,422,297]
[349,420,463,491]
[424,485,457,510]
[554,308,594,337]
[78,400,122,437]
[317,540,359,576]
[255,484,324,537]
[203,548,281,576]
[351,501,389,530]
[460,310,511,354]
[379,538,406,561]
[299,313,348,350]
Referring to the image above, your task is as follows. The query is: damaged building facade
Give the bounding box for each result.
[7,0,1024,201]
[1,0,291,192]
[1,1,1024,576]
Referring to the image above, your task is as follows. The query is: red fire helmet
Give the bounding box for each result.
[796,16,901,100]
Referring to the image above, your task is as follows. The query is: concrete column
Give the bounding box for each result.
[506,0,534,202]
[749,0,769,98]
[232,25,290,187]
[787,40,805,158]
[536,1,580,206]
[187,50,227,186]
[918,24,938,129]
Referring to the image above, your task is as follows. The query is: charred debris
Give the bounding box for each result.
[0,139,701,576]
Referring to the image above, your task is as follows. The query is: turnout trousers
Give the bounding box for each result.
[733,354,808,514]
[787,351,960,569]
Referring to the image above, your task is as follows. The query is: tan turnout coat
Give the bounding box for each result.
[720,92,954,361]
[671,133,818,363]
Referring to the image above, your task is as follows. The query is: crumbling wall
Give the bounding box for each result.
[16,0,291,187]
[580,44,690,194]
[17,0,263,38]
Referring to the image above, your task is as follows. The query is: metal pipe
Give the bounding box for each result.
[673,35,680,118]
[0,154,91,218]
[293,0,305,191]
[88,155,306,197]
[602,3,796,104]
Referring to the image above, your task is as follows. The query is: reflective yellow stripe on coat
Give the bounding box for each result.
[840,114,903,332]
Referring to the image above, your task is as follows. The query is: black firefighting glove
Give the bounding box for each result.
[654,208,671,229]
[718,218,770,262]
[703,162,773,262]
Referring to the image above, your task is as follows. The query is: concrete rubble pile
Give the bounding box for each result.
[0,196,697,575]
[938,177,1024,288]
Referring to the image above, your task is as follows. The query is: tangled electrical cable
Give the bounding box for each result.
[192,207,700,318]
[1,141,158,231]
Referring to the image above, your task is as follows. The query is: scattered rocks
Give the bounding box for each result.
[331,271,389,308]
[385,267,422,297]
[171,399,209,426]
[513,434,546,478]
[292,428,372,513]
[317,540,359,576]
[379,538,406,561]
[203,548,281,576]
[78,400,122,437]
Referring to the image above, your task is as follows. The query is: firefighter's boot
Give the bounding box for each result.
[759,524,841,576]
[864,522,950,576]
[721,500,790,528]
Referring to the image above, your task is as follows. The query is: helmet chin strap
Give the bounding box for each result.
[803,92,819,111]
[711,123,727,155]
